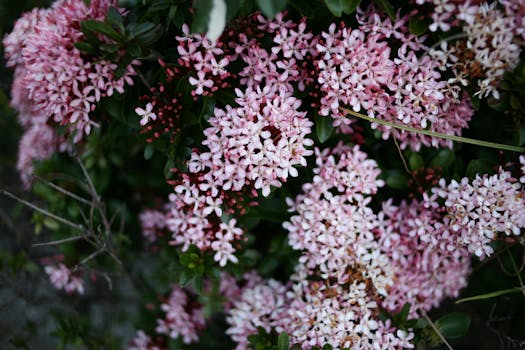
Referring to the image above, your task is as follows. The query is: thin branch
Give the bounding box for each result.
[76,157,101,204]
[32,235,86,247]
[0,207,22,237]
[35,175,92,206]
[342,108,525,152]
[420,309,454,350]
[1,189,84,231]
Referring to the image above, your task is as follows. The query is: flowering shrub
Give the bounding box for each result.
[1,0,525,349]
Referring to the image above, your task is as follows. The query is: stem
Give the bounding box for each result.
[32,235,86,247]
[1,189,84,231]
[341,108,525,153]
[35,176,92,206]
[421,310,454,350]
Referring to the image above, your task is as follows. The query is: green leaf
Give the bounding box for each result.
[179,270,194,286]
[106,7,124,33]
[436,312,471,339]
[192,0,213,33]
[466,159,495,178]
[372,0,396,20]
[277,332,289,350]
[456,287,523,304]
[81,20,123,42]
[144,144,155,160]
[430,149,455,169]
[74,41,97,55]
[43,218,60,230]
[199,96,216,126]
[324,0,360,17]
[386,172,409,189]
[408,153,424,171]
[127,42,142,57]
[129,22,156,38]
[408,16,428,35]
[315,115,334,143]
[256,0,288,18]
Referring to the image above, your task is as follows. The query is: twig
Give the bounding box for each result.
[342,108,525,152]
[1,189,84,231]
[76,157,101,204]
[392,137,422,189]
[421,309,454,350]
[32,235,86,247]
[35,176,92,206]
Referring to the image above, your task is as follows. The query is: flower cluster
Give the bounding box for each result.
[176,24,231,96]
[426,2,523,99]
[314,11,474,150]
[44,263,84,295]
[377,200,471,316]
[164,173,246,266]
[155,285,206,344]
[232,13,316,95]
[189,87,313,197]
[139,209,167,243]
[429,169,525,258]
[226,267,415,350]
[128,331,163,350]
[284,144,391,293]
[3,0,138,142]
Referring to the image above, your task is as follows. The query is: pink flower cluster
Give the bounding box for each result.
[165,174,245,266]
[3,0,138,142]
[284,144,391,294]
[424,1,523,99]
[139,209,167,243]
[16,123,65,188]
[176,24,231,96]
[226,268,414,350]
[429,169,525,258]
[314,22,394,122]
[314,11,473,150]
[128,331,163,350]
[189,87,313,197]
[377,200,470,316]
[232,13,316,95]
[44,263,84,295]
[155,285,205,344]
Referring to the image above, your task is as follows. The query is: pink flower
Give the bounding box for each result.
[135,103,157,126]
[44,263,84,295]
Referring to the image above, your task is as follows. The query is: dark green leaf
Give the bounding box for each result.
[144,144,155,160]
[315,115,334,143]
[256,0,288,18]
[192,0,213,33]
[179,270,193,286]
[129,22,156,38]
[135,24,163,46]
[81,20,123,41]
[127,42,142,57]
[430,149,455,169]
[324,0,360,17]
[372,0,396,20]
[74,41,97,55]
[106,7,124,33]
[436,312,471,339]
[277,332,289,350]
[466,159,495,178]
[386,172,409,189]
[409,153,424,171]
[408,16,428,35]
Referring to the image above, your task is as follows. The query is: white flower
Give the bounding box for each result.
[135,103,157,126]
